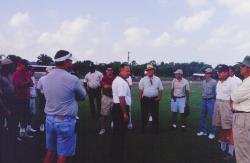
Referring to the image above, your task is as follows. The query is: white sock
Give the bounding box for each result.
[228,144,234,156]
[220,142,227,152]
[27,125,31,130]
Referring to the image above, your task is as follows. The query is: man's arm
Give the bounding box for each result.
[119,96,128,123]
[155,90,163,101]
[75,79,87,101]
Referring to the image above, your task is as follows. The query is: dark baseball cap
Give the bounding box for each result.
[215,64,229,72]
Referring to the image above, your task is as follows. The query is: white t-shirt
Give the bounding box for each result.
[112,76,131,106]
[30,76,37,97]
[126,76,132,87]
[84,70,103,88]
[229,75,242,88]
[216,77,240,101]
[37,75,47,94]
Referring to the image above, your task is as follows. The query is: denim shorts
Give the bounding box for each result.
[45,115,76,157]
[171,97,186,113]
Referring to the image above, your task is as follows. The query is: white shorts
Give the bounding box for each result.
[171,97,186,113]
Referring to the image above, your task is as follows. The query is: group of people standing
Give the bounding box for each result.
[1,50,250,163]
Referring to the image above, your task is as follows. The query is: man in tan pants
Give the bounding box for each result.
[231,56,250,163]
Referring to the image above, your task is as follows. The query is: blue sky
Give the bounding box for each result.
[0,0,250,66]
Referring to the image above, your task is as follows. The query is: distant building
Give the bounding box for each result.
[192,73,205,81]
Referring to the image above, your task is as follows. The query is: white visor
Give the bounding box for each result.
[54,53,76,62]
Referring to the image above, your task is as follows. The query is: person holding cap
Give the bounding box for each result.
[170,69,190,130]
[84,63,103,119]
[43,50,86,163]
[197,68,217,139]
[231,56,250,163]
[139,64,163,134]
[213,64,240,159]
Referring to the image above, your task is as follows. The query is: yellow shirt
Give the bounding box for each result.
[231,76,250,112]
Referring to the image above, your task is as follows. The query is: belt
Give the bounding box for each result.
[233,111,250,113]
[174,96,186,99]
[202,97,215,100]
[47,115,76,120]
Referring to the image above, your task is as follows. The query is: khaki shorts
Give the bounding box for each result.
[233,113,250,163]
[213,99,233,129]
[100,94,113,116]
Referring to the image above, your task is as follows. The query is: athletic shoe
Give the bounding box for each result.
[181,125,186,132]
[148,116,153,122]
[208,133,215,139]
[197,131,207,136]
[171,124,177,130]
[19,128,26,137]
[98,129,106,135]
[29,127,37,133]
[127,123,133,129]
[25,131,34,138]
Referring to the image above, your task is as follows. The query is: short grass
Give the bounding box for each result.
[76,85,234,163]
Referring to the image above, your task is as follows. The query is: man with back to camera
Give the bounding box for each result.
[231,56,250,163]
[139,64,163,134]
[43,50,86,163]
[197,68,217,139]
[170,69,190,131]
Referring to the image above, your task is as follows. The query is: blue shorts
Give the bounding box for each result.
[45,115,76,157]
[171,97,186,113]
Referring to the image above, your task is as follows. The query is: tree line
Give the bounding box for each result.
[2,54,242,79]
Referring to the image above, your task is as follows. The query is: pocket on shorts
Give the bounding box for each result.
[56,120,75,137]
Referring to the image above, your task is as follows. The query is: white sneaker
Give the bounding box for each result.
[197,131,207,136]
[181,125,186,128]
[29,127,37,133]
[172,124,177,128]
[40,124,45,132]
[127,123,133,129]
[208,133,215,139]
[99,129,106,135]
[148,116,153,122]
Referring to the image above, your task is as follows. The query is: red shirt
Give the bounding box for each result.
[101,75,115,97]
[13,70,33,100]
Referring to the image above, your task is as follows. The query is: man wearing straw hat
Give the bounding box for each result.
[139,64,163,134]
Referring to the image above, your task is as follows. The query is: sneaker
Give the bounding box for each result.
[197,131,207,136]
[29,127,37,133]
[171,124,177,130]
[148,116,153,122]
[40,124,45,132]
[181,125,186,131]
[17,136,23,142]
[25,131,34,138]
[127,123,133,129]
[98,129,106,135]
[208,133,215,139]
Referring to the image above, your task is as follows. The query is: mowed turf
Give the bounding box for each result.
[76,85,235,163]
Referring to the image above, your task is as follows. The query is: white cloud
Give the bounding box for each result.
[175,8,216,32]
[152,32,186,47]
[200,25,250,53]
[218,0,250,16]
[38,17,90,47]
[9,12,31,28]
[187,0,209,8]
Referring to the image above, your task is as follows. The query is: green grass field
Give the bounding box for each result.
[76,85,235,163]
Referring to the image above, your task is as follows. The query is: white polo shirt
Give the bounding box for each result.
[84,70,103,89]
[229,75,242,88]
[139,75,163,97]
[112,76,131,106]
[216,77,241,101]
